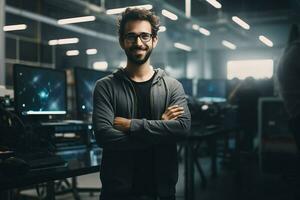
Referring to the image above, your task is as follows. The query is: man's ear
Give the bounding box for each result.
[119,37,125,49]
[152,35,158,48]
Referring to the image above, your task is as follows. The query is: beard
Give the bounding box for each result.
[125,45,153,65]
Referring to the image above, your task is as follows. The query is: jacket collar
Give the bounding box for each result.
[113,67,166,85]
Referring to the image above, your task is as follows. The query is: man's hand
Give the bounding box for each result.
[161,105,184,120]
[114,117,131,133]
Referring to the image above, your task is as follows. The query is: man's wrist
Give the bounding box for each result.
[130,118,145,133]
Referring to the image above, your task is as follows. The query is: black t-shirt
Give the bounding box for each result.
[131,75,154,119]
[130,72,156,196]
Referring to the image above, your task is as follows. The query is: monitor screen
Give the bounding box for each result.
[197,79,226,102]
[178,78,193,96]
[13,64,67,115]
[74,68,111,114]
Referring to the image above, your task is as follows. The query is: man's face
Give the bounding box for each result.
[120,20,158,65]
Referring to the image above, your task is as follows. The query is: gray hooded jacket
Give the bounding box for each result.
[93,68,191,197]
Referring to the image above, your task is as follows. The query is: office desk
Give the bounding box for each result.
[0,147,102,200]
[0,127,239,200]
[180,126,239,200]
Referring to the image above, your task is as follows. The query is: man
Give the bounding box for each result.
[277,24,300,148]
[228,77,260,151]
[277,24,300,199]
[93,8,191,200]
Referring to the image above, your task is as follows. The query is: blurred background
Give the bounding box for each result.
[0,0,300,200]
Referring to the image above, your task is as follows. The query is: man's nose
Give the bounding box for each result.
[135,36,143,45]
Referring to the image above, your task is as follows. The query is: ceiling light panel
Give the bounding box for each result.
[58,16,96,25]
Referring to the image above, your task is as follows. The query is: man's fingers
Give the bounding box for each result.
[165,107,184,116]
[170,111,184,118]
[167,105,179,111]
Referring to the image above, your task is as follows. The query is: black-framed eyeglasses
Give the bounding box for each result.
[124,32,153,43]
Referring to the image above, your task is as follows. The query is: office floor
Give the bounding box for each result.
[19,155,298,200]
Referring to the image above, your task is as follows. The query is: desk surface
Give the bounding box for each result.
[0,148,102,191]
[0,126,235,193]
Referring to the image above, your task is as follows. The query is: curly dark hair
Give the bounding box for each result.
[118,8,160,39]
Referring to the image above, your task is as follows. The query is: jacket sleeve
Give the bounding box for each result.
[93,79,150,150]
[129,79,191,143]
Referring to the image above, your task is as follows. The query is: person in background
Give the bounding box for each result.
[277,24,300,200]
[278,24,300,148]
[228,77,260,151]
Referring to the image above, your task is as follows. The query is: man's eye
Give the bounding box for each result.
[141,35,150,40]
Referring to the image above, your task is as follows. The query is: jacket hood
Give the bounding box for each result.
[113,67,166,84]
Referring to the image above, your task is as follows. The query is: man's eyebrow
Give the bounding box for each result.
[125,32,151,34]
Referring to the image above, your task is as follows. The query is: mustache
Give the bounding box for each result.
[129,45,148,51]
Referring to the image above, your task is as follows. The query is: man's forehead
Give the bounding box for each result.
[124,20,152,33]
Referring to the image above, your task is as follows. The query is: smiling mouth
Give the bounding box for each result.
[132,49,146,54]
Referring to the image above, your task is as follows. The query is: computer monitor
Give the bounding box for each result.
[13,64,67,115]
[74,67,111,114]
[197,79,226,102]
[178,78,193,96]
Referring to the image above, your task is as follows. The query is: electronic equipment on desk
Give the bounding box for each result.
[21,153,67,169]
[35,121,94,151]
[258,97,298,173]
[13,64,67,118]
[0,99,27,152]
[197,79,227,103]
[11,65,98,152]
[8,150,67,170]
[0,86,15,125]
[0,85,14,99]
[74,67,111,120]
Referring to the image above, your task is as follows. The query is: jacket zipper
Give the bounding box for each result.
[127,79,138,118]
[150,76,161,119]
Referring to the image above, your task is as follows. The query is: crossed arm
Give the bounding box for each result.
[113,105,184,132]
[93,80,191,150]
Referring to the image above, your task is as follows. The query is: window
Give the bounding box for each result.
[227,59,273,80]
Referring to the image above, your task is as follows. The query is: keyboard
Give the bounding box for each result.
[26,155,67,169]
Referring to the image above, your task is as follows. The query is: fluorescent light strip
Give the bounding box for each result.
[158,26,166,33]
[3,24,27,31]
[222,40,236,50]
[93,61,108,70]
[58,38,79,45]
[162,9,178,20]
[66,50,79,56]
[48,38,79,46]
[232,16,250,30]
[86,48,98,55]
[259,35,273,47]
[58,16,96,25]
[199,27,210,36]
[185,0,191,18]
[106,4,153,15]
[174,42,192,52]
[206,0,222,9]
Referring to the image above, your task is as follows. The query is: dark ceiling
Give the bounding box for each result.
[4,0,300,69]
